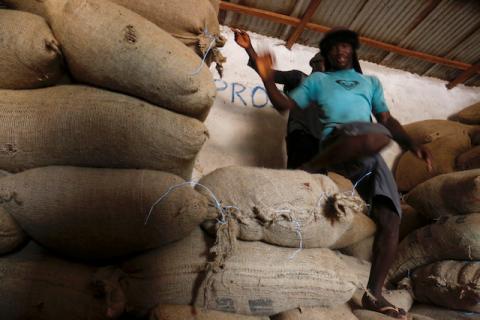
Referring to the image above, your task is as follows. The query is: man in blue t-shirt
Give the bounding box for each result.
[254,28,432,319]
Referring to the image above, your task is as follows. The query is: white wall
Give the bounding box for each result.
[193,27,480,179]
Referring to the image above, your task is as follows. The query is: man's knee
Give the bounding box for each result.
[363,133,390,154]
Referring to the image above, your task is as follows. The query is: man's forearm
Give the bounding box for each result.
[263,78,296,112]
[382,116,414,150]
[245,46,257,60]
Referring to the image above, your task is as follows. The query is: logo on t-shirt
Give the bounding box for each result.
[336,80,359,90]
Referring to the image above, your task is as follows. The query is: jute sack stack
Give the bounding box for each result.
[0,242,111,319]
[0,9,63,89]
[0,166,209,260]
[109,0,226,74]
[410,304,480,320]
[5,0,216,120]
[270,304,358,320]
[116,228,358,317]
[450,101,480,125]
[411,260,480,313]
[394,133,471,192]
[388,214,480,283]
[197,166,368,249]
[404,169,480,220]
[149,305,270,320]
[0,85,208,179]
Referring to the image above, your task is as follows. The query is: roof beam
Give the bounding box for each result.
[446,62,480,89]
[285,0,322,49]
[219,1,477,73]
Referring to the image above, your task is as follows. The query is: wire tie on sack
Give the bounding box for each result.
[144,180,228,225]
[351,171,372,196]
[190,24,216,75]
[288,219,303,260]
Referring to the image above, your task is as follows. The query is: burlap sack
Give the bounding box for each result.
[0,169,27,255]
[270,304,358,320]
[395,134,471,192]
[0,85,208,179]
[331,213,376,249]
[117,228,358,317]
[399,203,428,241]
[6,0,216,120]
[0,206,27,255]
[456,146,480,170]
[326,171,356,194]
[450,101,480,125]
[110,0,226,73]
[410,304,480,320]
[405,169,480,219]
[0,9,63,89]
[209,0,220,14]
[402,119,474,145]
[388,214,480,283]
[149,305,269,320]
[340,236,374,262]
[0,242,111,319]
[0,166,209,260]
[471,127,480,145]
[197,166,367,249]
[411,260,480,313]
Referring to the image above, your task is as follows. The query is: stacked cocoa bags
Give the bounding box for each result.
[103,165,379,319]
[387,103,480,318]
[0,0,221,318]
[394,119,479,192]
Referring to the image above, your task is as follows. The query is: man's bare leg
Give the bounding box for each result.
[362,196,406,319]
[300,133,390,172]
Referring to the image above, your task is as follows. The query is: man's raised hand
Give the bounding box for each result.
[231,28,251,49]
[254,51,275,81]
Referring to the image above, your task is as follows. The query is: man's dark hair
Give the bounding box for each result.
[319,28,363,74]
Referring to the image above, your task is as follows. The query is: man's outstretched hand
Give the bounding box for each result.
[231,28,252,49]
[411,144,433,172]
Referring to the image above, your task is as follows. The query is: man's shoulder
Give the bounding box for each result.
[360,73,382,85]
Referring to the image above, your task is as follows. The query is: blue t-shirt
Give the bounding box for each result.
[289,68,389,140]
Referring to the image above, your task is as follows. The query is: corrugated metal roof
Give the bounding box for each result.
[221,0,480,87]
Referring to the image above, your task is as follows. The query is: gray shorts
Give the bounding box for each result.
[323,122,402,216]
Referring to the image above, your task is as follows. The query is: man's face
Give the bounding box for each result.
[327,42,353,70]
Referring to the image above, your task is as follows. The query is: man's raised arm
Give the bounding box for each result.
[254,52,298,112]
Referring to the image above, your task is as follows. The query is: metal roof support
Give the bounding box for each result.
[219,1,477,74]
[285,0,322,49]
[380,0,441,63]
[422,22,480,77]
[446,62,480,89]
